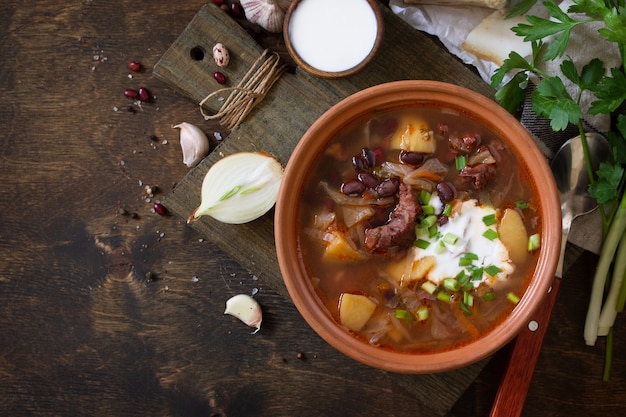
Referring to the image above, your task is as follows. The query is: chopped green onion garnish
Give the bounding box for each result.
[428,225,439,238]
[421,281,437,294]
[455,155,467,171]
[415,225,428,238]
[482,292,496,301]
[437,291,452,303]
[482,213,497,226]
[414,239,431,250]
[485,265,502,277]
[507,292,521,304]
[443,232,459,245]
[483,229,499,241]
[515,200,529,210]
[459,258,473,267]
[442,204,452,217]
[463,252,479,261]
[421,205,435,215]
[456,270,470,285]
[443,278,460,292]
[528,233,541,251]
[471,267,484,281]
[416,305,429,321]
[463,291,474,307]
[459,252,479,266]
[419,190,431,205]
[421,215,438,228]
[460,301,473,315]
[434,240,447,254]
[395,309,413,323]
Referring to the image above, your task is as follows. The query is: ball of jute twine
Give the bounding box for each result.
[200,49,286,130]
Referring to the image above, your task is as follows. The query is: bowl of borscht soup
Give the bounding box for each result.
[275,80,561,373]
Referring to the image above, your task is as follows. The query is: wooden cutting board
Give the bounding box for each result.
[154,4,494,416]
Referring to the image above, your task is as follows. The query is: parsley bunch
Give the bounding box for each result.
[491,0,626,380]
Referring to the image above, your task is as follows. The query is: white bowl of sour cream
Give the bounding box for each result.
[283,0,384,78]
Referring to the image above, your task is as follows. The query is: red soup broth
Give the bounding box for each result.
[296,105,541,353]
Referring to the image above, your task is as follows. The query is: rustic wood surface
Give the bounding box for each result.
[155,4,496,414]
[0,1,624,416]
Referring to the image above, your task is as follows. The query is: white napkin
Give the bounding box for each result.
[389,0,621,133]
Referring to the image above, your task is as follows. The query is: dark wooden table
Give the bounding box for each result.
[1,1,624,416]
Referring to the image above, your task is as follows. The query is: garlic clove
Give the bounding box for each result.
[189,152,284,224]
[173,122,210,168]
[240,0,286,33]
[224,294,262,333]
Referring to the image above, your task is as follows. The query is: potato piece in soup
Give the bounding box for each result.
[390,115,436,154]
[498,208,529,265]
[339,293,377,332]
[324,231,364,261]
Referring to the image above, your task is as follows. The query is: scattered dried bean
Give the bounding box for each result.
[127,60,141,72]
[212,43,230,67]
[153,202,167,216]
[213,71,227,84]
[124,88,138,98]
[230,2,243,17]
[138,87,150,102]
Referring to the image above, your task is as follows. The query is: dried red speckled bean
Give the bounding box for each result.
[212,43,230,67]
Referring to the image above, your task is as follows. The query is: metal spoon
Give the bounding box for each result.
[490,133,611,417]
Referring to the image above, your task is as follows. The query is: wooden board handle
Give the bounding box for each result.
[489,277,562,417]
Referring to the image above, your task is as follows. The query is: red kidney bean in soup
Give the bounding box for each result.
[297,105,542,353]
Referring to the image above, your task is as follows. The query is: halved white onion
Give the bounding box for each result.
[188,152,283,224]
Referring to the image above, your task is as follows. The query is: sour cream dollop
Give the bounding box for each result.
[414,199,514,287]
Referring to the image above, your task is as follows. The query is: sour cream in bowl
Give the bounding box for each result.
[283,0,384,78]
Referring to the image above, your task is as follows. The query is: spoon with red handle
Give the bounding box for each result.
[489,133,610,417]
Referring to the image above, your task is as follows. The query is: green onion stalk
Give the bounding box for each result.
[490,0,626,380]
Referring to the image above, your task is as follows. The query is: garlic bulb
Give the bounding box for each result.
[240,0,287,33]
[224,294,262,333]
[173,122,210,167]
[189,152,284,224]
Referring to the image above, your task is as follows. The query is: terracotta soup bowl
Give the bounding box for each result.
[275,80,560,373]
